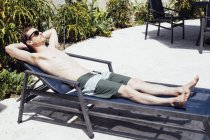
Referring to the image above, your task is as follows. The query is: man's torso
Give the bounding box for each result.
[32,48,90,81]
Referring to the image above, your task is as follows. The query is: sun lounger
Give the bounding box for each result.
[17,53,210,139]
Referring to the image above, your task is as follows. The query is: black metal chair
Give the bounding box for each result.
[145,0,185,43]
[199,4,210,54]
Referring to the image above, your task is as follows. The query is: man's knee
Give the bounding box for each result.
[117,85,135,99]
[127,78,144,87]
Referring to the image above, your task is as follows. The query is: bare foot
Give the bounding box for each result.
[175,75,199,100]
[183,75,199,100]
[170,93,185,108]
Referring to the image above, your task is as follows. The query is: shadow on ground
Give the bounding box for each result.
[0,103,6,113]
[145,24,210,53]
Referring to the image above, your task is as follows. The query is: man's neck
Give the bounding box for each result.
[34,45,48,53]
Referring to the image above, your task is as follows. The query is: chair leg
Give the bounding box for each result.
[17,73,29,123]
[76,86,94,138]
[196,32,201,46]
[199,18,205,54]
[199,37,204,54]
[196,18,203,46]
[202,117,210,139]
[171,22,173,44]
[157,22,160,36]
[182,20,185,39]
[145,22,149,40]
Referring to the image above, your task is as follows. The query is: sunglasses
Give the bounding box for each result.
[27,30,40,40]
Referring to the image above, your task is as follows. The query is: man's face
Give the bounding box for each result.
[26,28,46,47]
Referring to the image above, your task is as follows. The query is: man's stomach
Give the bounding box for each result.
[35,58,90,81]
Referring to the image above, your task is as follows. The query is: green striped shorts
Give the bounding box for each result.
[77,72,131,98]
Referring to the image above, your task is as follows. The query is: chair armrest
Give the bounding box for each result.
[24,70,79,87]
[66,53,113,72]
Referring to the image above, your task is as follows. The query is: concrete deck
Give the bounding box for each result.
[0,19,210,140]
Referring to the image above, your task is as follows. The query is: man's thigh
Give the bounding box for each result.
[94,79,122,98]
[108,73,131,85]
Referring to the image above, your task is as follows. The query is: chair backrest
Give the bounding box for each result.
[148,0,165,19]
[23,62,73,94]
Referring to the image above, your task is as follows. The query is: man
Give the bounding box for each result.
[5,27,199,108]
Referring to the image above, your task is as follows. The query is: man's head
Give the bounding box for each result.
[21,27,46,52]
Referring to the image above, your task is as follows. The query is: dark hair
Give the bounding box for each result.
[21,27,34,52]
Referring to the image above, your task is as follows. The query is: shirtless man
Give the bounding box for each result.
[5,27,199,108]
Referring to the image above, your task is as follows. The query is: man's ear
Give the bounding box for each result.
[26,40,33,46]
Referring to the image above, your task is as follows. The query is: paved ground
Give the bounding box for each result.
[0,19,210,140]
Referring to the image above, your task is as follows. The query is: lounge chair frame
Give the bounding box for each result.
[17,53,210,139]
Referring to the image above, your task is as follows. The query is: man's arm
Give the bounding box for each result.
[42,28,58,48]
[5,43,36,65]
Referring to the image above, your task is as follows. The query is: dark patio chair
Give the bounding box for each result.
[145,0,185,43]
[17,53,210,139]
[199,4,210,54]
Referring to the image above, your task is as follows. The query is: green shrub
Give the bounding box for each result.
[169,0,202,19]
[89,0,112,37]
[106,0,133,28]
[54,0,112,43]
[53,1,91,43]
[133,3,148,25]
[0,69,34,100]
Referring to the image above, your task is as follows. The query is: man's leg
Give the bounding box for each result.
[116,85,185,107]
[126,75,199,99]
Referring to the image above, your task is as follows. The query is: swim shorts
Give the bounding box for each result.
[77,72,131,98]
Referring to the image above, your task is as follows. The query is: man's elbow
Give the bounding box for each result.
[5,46,11,54]
[5,46,14,57]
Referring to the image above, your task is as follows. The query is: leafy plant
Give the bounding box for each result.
[133,2,148,25]
[169,0,202,19]
[88,0,112,37]
[106,0,133,28]
[0,69,34,100]
[53,1,91,43]
[54,0,112,43]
